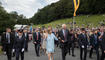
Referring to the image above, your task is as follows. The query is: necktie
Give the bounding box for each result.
[25,33,27,37]
[37,32,38,40]
[64,30,66,40]
[15,32,17,37]
[7,33,10,43]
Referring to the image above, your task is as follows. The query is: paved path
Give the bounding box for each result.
[0,42,98,60]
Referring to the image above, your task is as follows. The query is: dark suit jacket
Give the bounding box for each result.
[1,32,14,48]
[69,33,76,43]
[90,34,99,47]
[78,33,89,48]
[58,29,70,43]
[14,35,25,49]
[101,32,105,50]
[23,33,29,43]
[33,32,41,44]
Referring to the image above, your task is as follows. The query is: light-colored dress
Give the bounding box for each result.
[46,33,58,53]
[42,33,46,49]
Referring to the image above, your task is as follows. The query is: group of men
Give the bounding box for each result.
[1,28,29,60]
[58,24,105,60]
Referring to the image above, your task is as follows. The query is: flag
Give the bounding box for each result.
[73,0,80,16]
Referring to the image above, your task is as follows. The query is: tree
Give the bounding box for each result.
[0,2,29,34]
[30,0,105,25]
[0,5,15,33]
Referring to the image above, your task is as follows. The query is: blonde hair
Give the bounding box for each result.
[48,27,52,34]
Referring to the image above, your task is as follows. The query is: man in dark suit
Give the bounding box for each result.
[33,28,41,57]
[12,29,18,57]
[2,28,14,60]
[68,29,76,57]
[1,32,6,55]
[78,28,89,60]
[23,29,29,52]
[14,29,19,37]
[89,30,99,60]
[101,30,105,60]
[58,24,70,60]
[13,30,25,60]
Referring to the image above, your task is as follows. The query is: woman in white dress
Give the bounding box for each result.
[42,29,48,54]
[46,28,58,60]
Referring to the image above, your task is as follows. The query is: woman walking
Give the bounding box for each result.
[42,29,48,54]
[46,28,58,60]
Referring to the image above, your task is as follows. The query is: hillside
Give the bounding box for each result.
[33,14,105,28]
[31,0,105,25]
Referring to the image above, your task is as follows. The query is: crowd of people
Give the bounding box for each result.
[0,24,105,60]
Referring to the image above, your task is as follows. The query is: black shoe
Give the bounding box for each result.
[37,55,40,57]
[25,50,28,52]
[25,49,28,52]
[89,56,93,59]
[69,53,71,55]
[72,55,76,57]
[12,53,15,57]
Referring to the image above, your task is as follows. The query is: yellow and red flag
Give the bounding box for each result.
[73,0,80,16]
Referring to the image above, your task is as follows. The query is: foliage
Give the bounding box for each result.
[31,0,105,24]
[0,2,30,34]
[33,14,105,28]
[0,4,15,34]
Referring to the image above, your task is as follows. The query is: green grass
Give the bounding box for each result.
[33,14,105,28]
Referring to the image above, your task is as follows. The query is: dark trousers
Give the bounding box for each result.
[89,47,99,60]
[2,44,6,51]
[16,49,24,60]
[61,44,68,60]
[99,41,103,55]
[35,44,40,56]
[25,41,28,51]
[101,49,105,60]
[80,47,87,60]
[68,43,75,55]
[55,40,59,47]
[6,45,12,60]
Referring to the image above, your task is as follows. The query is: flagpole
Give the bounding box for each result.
[73,16,75,30]
[72,0,80,30]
